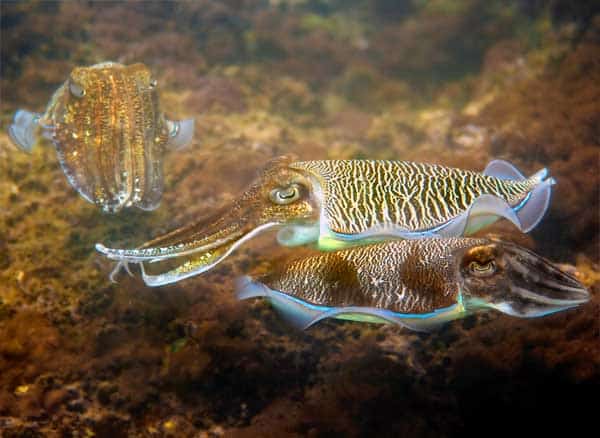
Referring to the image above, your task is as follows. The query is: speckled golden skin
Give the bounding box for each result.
[42,62,171,212]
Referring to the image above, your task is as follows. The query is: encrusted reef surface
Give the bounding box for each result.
[0,1,599,437]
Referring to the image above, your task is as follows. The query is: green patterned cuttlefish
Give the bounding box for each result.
[237,238,590,331]
[96,156,556,286]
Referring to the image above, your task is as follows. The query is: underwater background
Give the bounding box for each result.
[0,0,598,436]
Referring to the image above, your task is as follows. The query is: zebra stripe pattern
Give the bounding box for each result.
[291,160,537,234]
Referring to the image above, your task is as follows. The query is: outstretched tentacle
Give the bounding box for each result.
[107,260,134,283]
[133,223,278,287]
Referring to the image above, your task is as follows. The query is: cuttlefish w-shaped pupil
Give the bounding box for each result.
[463,246,499,277]
[69,81,85,98]
[270,184,301,204]
[469,260,496,276]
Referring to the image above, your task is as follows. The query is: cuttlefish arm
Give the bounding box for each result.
[96,204,278,286]
[97,207,249,263]
[137,223,278,286]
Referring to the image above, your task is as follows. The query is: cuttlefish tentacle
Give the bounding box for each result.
[98,209,273,285]
[237,238,589,331]
[138,223,279,286]
[108,260,134,284]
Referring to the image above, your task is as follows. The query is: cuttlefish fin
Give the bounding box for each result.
[483,159,526,180]
[483,159,556,232]
[305,307,403,329]
[8,110,41,152]
[166,118,194,150]
[236,278,460,332]
[305,306,464,332]
[236,276,271,300]
[236,277,323,329]
[359,225,429,241]
[514,173,555,232]
[318,226,415,249]
[438,193,522,237]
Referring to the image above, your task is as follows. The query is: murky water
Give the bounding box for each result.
[0,1,598,436]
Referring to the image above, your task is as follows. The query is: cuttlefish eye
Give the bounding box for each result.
[270,184,302,205]
[468,259,497,277]
[69,81,85,98]
[462,245,500,278]
[149,79,158,89]
[166,120,179,138]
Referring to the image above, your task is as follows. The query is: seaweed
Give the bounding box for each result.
[0,1,598,436]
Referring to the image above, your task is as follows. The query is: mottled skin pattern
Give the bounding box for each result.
[43,62,170,212]
[258,238,589,318]
[266,238,483,314]
[291,160,539,234]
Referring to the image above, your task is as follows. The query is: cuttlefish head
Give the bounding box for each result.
[96,155,321,286]
[457,239,590,318]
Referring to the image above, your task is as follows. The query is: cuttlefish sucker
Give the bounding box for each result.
[237,238,590,331]
[8,61,194,213]
[96,156,555,286]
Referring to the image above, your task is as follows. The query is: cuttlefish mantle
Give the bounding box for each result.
[97,156,556,286]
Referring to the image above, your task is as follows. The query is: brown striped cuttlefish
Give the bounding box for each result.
[238,238,589,331]
[97,156,556,286]
[8,62,194,213]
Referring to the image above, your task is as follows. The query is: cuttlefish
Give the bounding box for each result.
[238,238,589,331]
[8,62,194,213]
[96,156,556,286]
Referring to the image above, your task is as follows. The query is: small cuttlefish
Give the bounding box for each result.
[8,62,194,213]
[97,156,555,286]
[237,238,590,331]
